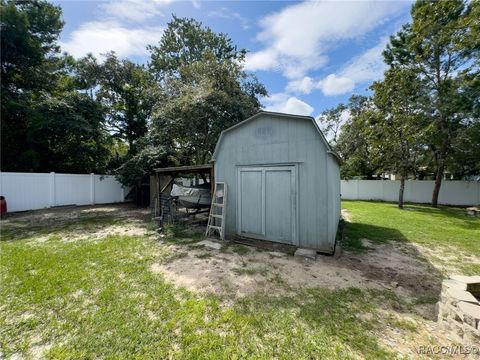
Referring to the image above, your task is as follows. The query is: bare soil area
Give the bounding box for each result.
[2,203,151,243]
[153,210,440,314]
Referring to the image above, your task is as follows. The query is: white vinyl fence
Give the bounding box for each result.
[341,180,480,206]
[0,172,126,212]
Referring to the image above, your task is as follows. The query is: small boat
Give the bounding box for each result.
[170,183,211,209]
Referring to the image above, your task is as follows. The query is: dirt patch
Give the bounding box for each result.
[150,237,440,307]
[30,343,52,360]
[62,223,148,242]
[2,203,151,243]
[2,203,149,227]
[341,208,352,221]
[410,243,480,275]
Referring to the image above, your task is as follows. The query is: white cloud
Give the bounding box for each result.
[316,37,389,95]
[208,7,250,29]
[99,0,172,22]
[340,37,389,84]
[245,1,407,79]
[317,74,355,96]
[262,93,314,116]
[286,76,316,94]
[191,0,201,9]
[245,49,279,72]
[282,97,314,116]
[60,21,164,58]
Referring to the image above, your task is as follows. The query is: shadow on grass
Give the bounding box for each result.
[405,203,463,215]
[341,220,443,320]
[341,221,407,250]
[235,287,405,359]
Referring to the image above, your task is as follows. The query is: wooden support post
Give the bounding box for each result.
[210,166,215,193]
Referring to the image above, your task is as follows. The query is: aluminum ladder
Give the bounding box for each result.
[205,182,226,240]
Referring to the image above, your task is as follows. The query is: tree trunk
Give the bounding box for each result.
[432,164,444,208]
[398,177,405,209]
[432,138,449,208]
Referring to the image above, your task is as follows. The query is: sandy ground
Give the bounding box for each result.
[2,205,471,359]
[150,235,447,337]
[2,203,150,242]
[150,209,440,312]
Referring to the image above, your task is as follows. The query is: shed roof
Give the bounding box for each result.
[154,164,213,174]
[211,111,342,164]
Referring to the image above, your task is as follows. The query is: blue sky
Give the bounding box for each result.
[53,0,413,116]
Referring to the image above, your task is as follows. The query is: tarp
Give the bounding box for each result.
[170,184,210,197]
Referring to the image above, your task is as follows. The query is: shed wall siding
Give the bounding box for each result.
[214,114,337,252]
[327,154,341,251]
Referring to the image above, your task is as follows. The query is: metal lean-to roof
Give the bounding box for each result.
[154,164,213,174]
[211,111,342,165]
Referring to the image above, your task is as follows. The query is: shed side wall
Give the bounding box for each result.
[327,154,341,250]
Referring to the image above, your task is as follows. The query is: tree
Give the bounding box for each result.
[148,17,267,165]
[75,54,102,99]
[446,122,480,179]
[370,68,426,208]
[149,16,243,80]
[317,103,347,146]
[1,1,113,173]
[116,133,176,188]
[96,52,155,154]
[383,0,480,207]
[28,92,112,173]
[1,0,64,171]
[326,96,380,179]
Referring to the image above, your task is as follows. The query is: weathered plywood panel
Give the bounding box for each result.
[265,169,292,243]
[238,170,263,236]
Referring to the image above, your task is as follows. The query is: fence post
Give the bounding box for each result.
[356,180,360,200]
[50,172,56,207]
[90,173,95,205]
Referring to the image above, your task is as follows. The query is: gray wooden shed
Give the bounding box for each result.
[212,111,341,253]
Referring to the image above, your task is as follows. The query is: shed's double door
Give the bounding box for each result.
[237,166,297,244]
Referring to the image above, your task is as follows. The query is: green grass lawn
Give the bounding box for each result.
[1,232,399,359]
[1,202,478,359]
[342,201,480,274]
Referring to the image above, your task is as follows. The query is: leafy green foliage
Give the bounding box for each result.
[326,0,479,207]
[115,133,176,187]
[324,96,380,179]
[96,52,155,153]
[1,0,63,171]
[368,68,427,207]
[0,0,63,92]
[0,1,112,173]
[149,16,267,165]
[317,103,347,146]
[383,0,480,206]
[149,16,244,80]
[28,92,112,173]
